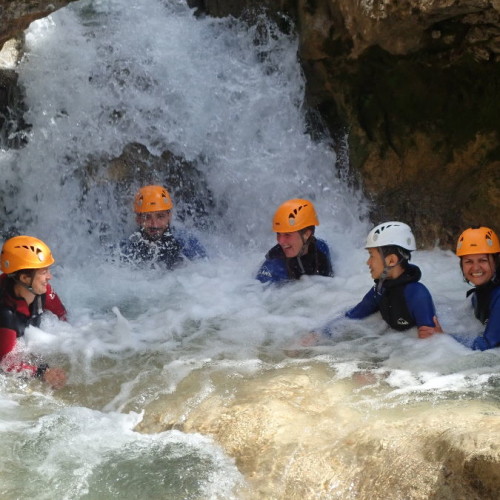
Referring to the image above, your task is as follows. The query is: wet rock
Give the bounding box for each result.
[84,142,215,230]
[0,37,28,148]
[0,0,77,48]
[137,364,500,499]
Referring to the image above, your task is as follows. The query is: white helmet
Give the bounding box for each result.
[365,221,416,251]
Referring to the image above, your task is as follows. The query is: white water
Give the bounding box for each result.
[1,0,499,498]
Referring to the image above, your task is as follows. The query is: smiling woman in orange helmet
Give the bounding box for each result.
[256,199,334,283]
[0,235,67,389]
[119,185,207,269]
[424,226,500,350]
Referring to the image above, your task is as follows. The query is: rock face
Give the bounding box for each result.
[190,0,500,248]
[84,142,215,231]
[0,0,77,47]
[137,365,500,499]
[0,1,76,148]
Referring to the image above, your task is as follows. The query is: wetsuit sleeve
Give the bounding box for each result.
[345,287,379,320]
[44,285,67,321]
[256,258,288,284]
[178,234,207,260]
[467,288,500,350]
[447,289,500,350]
[0,310,44,375]
[0,327,17,360]
[0,321,38,375]
[404,282,436,327]
[256,260,274,283]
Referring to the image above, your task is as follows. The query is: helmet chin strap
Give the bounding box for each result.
[376,248,405,293]
[294,231,313,274]
[11,272,37,296]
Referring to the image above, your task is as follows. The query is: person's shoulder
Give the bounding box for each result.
[265,244,284,260]
[0,303,17,329]
[315,238,330,250]
[171,227,207,258]
[489,285,500,304]
[171,227,198,242]
[314,237,332,257]
[404,280,433,300]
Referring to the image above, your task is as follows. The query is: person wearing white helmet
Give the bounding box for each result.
[303,221,439,344]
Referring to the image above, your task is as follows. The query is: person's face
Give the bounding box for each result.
[366,248,386,280]
[21,267,52,295]
[276,230,311,258]
[136,210,172,241]
[461,253,495,286]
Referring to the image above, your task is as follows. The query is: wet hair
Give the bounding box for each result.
[380,245,411,265]
[11,269,36,281]
[299,225,315,236]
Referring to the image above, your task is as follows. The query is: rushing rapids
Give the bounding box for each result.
[0,1,499,499]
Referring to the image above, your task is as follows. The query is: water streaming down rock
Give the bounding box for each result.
[0,1,499,499]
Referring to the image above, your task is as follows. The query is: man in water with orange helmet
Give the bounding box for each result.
[256,198,334,283]
[0,236,67,388]
[119,185,206,269]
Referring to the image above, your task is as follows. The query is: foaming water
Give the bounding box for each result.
[0,0,499,498]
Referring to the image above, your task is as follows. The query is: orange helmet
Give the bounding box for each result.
[456,226,500,256]
[272,199,319,232]
[134,185,173,213]
[1,236,55,274]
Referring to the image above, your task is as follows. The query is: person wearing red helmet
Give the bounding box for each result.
[119,185,206,269]
[422,226,500,350]
[256,199,334,283]
[0,236,67,389]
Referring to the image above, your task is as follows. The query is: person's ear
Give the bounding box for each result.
[303,229,313,240]
[18,272,32,285]
[385,254,399,267]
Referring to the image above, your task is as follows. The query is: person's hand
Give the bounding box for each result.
[284,332,320,357]
[299,331,320,346]
[43,367,67,389]
[418,316,444,339]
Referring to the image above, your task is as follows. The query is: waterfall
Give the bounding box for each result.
[1,1,499,498]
